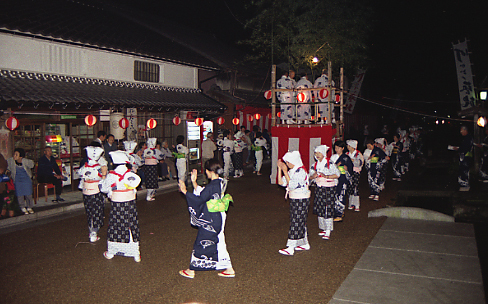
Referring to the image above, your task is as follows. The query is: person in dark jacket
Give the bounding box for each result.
[37,146,65,202]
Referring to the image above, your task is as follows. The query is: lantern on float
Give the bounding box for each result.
[5,117,19,131]
[254,113,261,120]
[194,117,203,126]
[173,116,181,126]
[297,92,306,102]
[119,117,129,129]
[319,88,329,99]
[217,117,225,125]
[267,113,271,119]
[232,118,240,125]
[146,118,157,130]
[84,115,97,127]
[335,94,341,102]
[264,90,272,100]
[247,115,253,122]
[277,112,281,118]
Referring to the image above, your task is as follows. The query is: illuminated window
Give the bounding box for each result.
[134,61,160,83]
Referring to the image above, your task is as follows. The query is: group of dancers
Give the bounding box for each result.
[276,127,421,256]
[78,137,235,279]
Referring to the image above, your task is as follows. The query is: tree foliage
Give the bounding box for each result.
[241,0,373,75]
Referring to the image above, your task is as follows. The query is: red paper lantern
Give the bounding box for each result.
[84,115,97,127]
[5,117,19,131]
[297,92,306,102]
[232,118,240,125]
[277,112,281,118]
[146,118,157,130]
[264,90,272,100]
[217,117,225,125]
[254,113,261,120]
[247,115,253,122]
[319,88,329,99]
[267,113,271,119]
[335,94,341,102]
[119,117,129,129]
[173,116,181,126]
[194,117,203,126]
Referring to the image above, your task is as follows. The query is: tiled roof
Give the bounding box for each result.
[0,0,221,70]
[0,70,225,112]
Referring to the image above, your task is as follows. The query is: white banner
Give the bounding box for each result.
[344,69,366,114]
[126,108,138,141]
[453,40,475,110]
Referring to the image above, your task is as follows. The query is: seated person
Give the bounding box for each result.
[37,146,65,202]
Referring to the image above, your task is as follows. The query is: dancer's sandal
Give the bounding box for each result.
[103,251,114,260]
[218,271,236,278]
[295,245,310,251]
[333,217,343,222]
[278,248,294,256]
[179,269,195,279]
[322,235,330,240]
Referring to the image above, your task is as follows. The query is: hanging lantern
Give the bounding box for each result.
[264,90,272,100]
[119,117,129,129]
[319,88,329,99]
[146,118,157,130]
[173,116,181,126]
[194,117,203,126]
[232,118,240,125]
[267,113,271,119]
[277,112,281,118]
[84,115,97,127]
[217,117,225,125]
[5,117,19,131]
[247,115,253,122]
[254,113,261,120]
[297,92,306,102]
[335,94,341,102]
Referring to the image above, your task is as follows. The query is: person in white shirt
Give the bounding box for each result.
[253,132,267,175]
[222,130,234,179]
[202,132,217,167]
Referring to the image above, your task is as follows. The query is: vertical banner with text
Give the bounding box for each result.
[453,40,475,110]
[344,69,366,114]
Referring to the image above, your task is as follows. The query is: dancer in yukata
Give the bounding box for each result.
[453,126,473,191]
[253,132,267,176]
[101,151,142,262]
[374,138,389,192]
[174,135,189,183]
[331,140,353,221]
[365,139,387,201]
[144,138,164,201]
[314,69,335,124]
[123,141,138,170]
[222,130,234,179]
[346,140,364,212]
[277,151,311,256]
[295,73,313,124]
[309,145,339,240]
[178,159,235,279]
[77,145,108,242]
[390,134,403,181]
[277,70,295,124]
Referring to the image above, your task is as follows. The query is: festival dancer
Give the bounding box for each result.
[366,139,387,201]
[277,151,311,255]
[374,138,389,192]
[222,130,234,179]
[346,140,364,212]
[277,70,296,124]
[174,135,189,183]
[331,140,353,221]
[310,145,339,240]
[233,132,245,178]
[390,134,403,181]
[78,146,108,242]
[101,151,142,262]
[144,138,164,201]
[313,69,335,124]
[253,132,267,176]
[295,73,313,124]
[177,160,235,278]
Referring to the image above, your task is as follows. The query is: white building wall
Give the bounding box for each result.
[0,33,198,89]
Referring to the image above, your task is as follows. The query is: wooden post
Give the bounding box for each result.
[271,65,277,127]
[340,67,344,140]
[327,61,332,124]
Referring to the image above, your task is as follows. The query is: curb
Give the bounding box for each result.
[368,207,455,222]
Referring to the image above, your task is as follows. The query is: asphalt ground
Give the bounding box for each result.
[0,162,394,304]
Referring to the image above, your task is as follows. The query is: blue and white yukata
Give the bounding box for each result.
[77,146,107,242]
[100,156,141,262]
[222,137,234,179]
[174,143,189,182]
[184,178,233,272]
[367,146,387,197]
[310,156,339,235]
[346,149,364,210]
[390,141,403,180]
[144,138,164,201]
[253,137,267,173]
[331,153,353,219]
[313,73,335,123]
[296,76,313,123]
[277,75,295,123]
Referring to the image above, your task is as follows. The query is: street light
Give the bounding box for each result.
[480,90,487,101]
[477,116,486,127]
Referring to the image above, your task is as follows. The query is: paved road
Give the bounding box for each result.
[0,165,397,304]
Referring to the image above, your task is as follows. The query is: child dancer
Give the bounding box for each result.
[78,146,108,242]
[310,145,339,240]
[277,151,311,255]
[178,160,235,278]
[346,140,364,212]
[366,139,387,201]
[174,135,189,183]
[222,130,234,179]
[331,140,353,221]
[101,151,142,262]
[144,138,164,201]
[253,132,267,175]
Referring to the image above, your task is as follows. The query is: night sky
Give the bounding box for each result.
[117,0,487,116]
